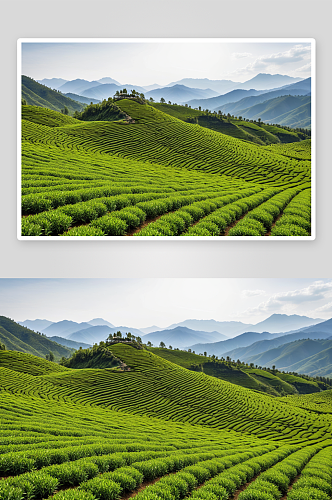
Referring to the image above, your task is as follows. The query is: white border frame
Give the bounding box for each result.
[17,38,315,241]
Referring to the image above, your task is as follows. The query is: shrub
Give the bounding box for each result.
[21,218,43,236]
[79,477,122,500]
[52,490,96,500]
[91,215,127,235]
[62,226,105,236]
[287,487,330,500]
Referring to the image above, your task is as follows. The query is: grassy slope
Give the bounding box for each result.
[152,102,305,145]
[2,345,329,443]
[0,350,69,375]
[22,76,84,114]
[272,102,311,129]
[0,316,73,360]
[280,390,332,415]
[246,340,332,374]
[148,347,317,396]
[22,102,310,187]
[237,95,310,122]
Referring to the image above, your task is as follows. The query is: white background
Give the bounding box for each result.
[1,0,331,278]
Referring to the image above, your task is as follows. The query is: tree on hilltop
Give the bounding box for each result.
[160,97,165,103]
[0,343,5,350]
[159,341,166,348]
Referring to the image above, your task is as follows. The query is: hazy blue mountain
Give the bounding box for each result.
[246,339,332,375]
[165,319,250,337]
[37,78,68,89]
[223,330,332,362]
[64,93,101,104]
[281,77,311,92]
[139,325,164,334]
[235,95,311,128]
[268,101,311,129]
[145,85,218,103]
[186,88,264,111]
[142,83,163,91]
[285,345,332,378]
[142,326,228,349]
[48,336,92,350]
[165,78,241,94]
[252,314,320,334]
[299,318,332,336]
[88,318,115,327]
[237,73,303,90]
[80,83,146,100]
[97,77,121,85]
[68,325,144,344]
[19,319,54,332]
[167,314,321,338]
[43,321,93,338]
[58,79,102,95]
[189,332,276,356]
[217,84,310,115]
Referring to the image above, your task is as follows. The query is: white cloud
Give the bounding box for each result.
[242,281,332,316]
[297,62,311,73]
[228,44,311,80]
[232,52,252,59]
[313,302,332,313]
[248,44,311,72]
[241,289,266,297]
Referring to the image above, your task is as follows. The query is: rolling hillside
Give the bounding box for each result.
[1,346,330,442]
[0,346,331,500]
[246,339,332,371]
[22,76,84,114]
[223,329,332,362]
[234,95,311,128]
[152,102,307,145]
[148,347,324,396]
[0,316,73,359]
[21,100,311,237]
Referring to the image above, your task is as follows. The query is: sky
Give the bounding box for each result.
[1,278,331,328]
[21,40,312,86]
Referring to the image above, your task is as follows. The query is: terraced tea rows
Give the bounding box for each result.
[20,103,312,237]
[0,348,331,500]
[1,347,331,443]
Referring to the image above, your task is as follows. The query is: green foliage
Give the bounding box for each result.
[75,100,127,122]
[79,476,122,500]
[21,104,311,237]
[61,344,121,370]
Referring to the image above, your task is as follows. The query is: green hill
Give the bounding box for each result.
[285,346,332,378]
[21,102,311,237]
[0,350,69,375]
[152,102,307,145]
[0,316,73,360]
[148,347,321,396]
[0,346,332,500]
[246,339,332,376]
[271,102,311,129]
[22,75,84,115]
[0,345,331,443]
[236,95,310,126]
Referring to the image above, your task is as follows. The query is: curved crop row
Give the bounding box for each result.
[271,188,311,236]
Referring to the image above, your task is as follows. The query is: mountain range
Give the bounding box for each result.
[10,313,332,377]
[26,73,311,129]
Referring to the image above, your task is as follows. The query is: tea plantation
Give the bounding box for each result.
[1,345,331,500]
[21,101,312,237]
